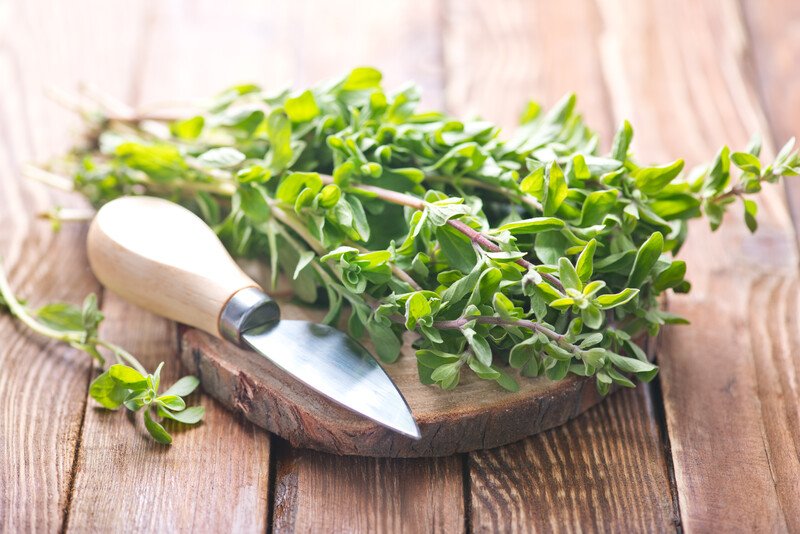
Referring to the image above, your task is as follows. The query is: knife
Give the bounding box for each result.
[86,196,420,439]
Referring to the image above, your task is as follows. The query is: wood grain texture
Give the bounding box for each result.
[740,0,800,230]
[60,2,275,532]
[65,296,271,533]
[273,446,464,533]
[443,1,679,531]
[468,387,677,532]
[181,305,610,457]
[235,0,466,529]
[597,0,800,530]
[0,0,136,530]
[741,5,800,528]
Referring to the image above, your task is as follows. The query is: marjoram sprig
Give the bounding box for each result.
[29,67,800,395]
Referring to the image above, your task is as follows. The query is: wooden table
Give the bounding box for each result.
[1,0,798,531]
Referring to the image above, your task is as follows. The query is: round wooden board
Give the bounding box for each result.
[179,299,645,457]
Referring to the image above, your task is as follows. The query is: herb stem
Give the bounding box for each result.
[0,258,150,373]
[95,340,148,375]
[321,175,564,291]
[432,315,568,345]
[384,309,577,351]
[425,174,543,211]
[0,259,78,343]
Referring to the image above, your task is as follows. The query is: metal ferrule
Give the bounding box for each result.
[219,287,281,346]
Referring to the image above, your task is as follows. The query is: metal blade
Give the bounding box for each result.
[242,320,420,439]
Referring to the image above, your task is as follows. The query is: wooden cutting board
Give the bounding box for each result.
[180,298,649,457]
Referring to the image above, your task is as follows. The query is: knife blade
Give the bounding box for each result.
[243,321,419,438]
[86,196,420,439]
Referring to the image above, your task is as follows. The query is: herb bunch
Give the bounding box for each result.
[43,67,800,395]
[0,260,204,443]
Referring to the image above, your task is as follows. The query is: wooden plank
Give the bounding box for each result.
[62,1,274,531]
[58,1,456,531]
[0,0,142,530]
[741,0,800,232]
[274,448,464,533]
[596,0,800,530]
[65,297,271,532]
[258,0,467,531]
[741,4,800,528]
[443,0,679,531]
[468,388,676,531]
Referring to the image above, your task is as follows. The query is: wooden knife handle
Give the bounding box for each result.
[87,196,263,339]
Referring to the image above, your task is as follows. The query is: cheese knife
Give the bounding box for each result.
[86,196,420,439]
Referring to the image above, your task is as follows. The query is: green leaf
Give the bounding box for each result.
[492,366,520,392]
[425,200,472,227]
[558,257,582,291]
[405,292,431,329]
[731,151,761,174]
[653,261,686,291]
[276,172,322,203]
[144,410,173,444]
[580,190,618,226]
[546,358,570,381]
[197,147,246,168]
[81,293,103,336]
[611,120,633,162]
[237,165,271,184]
[159,405,205,425]
[163,375,200,397]
[627,232,663,287]
[36,302,83,332]
[108,364,148,389]
[534,230,570,265]
[633,159,684,196]
[581,304,603,329]
[89,371,128,410]
[293,250,316,280]
[284,90,320,122]
[219,107,265,135]
[464,327,492,366]
[366,320,401,363]
[266,109,293,172]
[575,239,596,283]
[417,349,460,369]
[743,198,758,233]
[157,395,186,411]
[116,142,187,182]
[607,352,658,380]
[239,185,271,223]
[595,288,639,309]
[342,67,382,91]
[170,116,204,140]
[509,338,537,369]
[431,361,463,389]
[543,162,568,216]
[436,225,478,273]
[520,167,544,198]
[494,217,564,235]
[467,356,500,379]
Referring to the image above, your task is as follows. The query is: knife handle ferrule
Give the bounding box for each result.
[219,287,281,346]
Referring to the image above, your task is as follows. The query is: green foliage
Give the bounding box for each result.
[58,67,800,396]
[0,260,204,444]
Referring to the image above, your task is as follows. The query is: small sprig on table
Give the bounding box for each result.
[0,260,204,444]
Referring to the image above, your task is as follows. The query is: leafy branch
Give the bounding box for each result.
[29,67,800,396]
[0,258,204,443]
